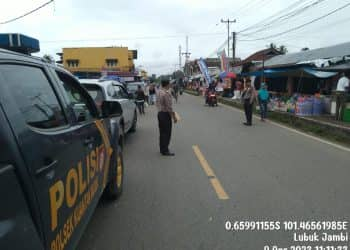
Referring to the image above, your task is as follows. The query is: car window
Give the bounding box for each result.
[106,84,117,97]
[82,84,104,113]
[119,85,129,98]
[113,85,128,99]
[55,71,96,123]
[0,64,66,129]
[127,84,138,92]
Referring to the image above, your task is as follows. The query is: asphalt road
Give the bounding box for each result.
[77,93,350,250]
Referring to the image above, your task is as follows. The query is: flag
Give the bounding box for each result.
[197,58,212,86]
[219,50,229,72]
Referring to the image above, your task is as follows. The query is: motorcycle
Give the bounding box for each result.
[206,90,218,107]
[179,86,184,95]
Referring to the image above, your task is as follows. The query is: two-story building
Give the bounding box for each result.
[57,46,137,79]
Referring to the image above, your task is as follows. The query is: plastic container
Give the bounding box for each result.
[343,103,350,122]
[322,97,331,114]
[312,97,323,115]
[296,97,313,116]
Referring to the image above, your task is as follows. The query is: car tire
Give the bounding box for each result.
[104,142,124,200]
[129,111,137,133]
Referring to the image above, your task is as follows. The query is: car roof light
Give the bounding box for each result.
[0,33,40,55]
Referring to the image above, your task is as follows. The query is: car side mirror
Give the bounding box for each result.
[77,111,86,122]
[101,101,123,118]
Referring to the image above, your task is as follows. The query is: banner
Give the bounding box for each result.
[197,58,212,86]
[219,50,229,72]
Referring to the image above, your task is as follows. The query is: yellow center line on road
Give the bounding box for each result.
[192,145,229,200]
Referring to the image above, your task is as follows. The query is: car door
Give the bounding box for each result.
[50,68,114,249]
[120,84,136,121]
[0,63,91,250]
[113,85,133,130]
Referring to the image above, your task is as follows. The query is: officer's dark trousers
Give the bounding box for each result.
[244,100,253,125]
[158,112,172,154]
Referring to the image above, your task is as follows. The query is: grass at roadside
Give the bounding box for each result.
[184,89,350,148]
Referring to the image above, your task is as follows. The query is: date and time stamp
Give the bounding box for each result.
[224,221,349,250]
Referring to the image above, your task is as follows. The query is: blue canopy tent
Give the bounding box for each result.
[241,67,337,78]
[241,67,337,94]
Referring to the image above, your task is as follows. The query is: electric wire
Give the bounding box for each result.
[0,0,54,25]
[238,0,310,33]
[238,1,350,41]
[241,0,328,36]
[41,32,226,43]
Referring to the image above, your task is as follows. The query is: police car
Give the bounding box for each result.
[0,34,124,250]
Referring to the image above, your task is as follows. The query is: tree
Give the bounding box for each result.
[266,43,288,54]
[268,43,277,50]
[278,45,288,54]
[42,54,54,63]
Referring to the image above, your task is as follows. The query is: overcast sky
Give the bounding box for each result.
[1,0,350,75]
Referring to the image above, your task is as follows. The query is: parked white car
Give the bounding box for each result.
[80,79,137,133]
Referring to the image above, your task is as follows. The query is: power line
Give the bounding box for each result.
[238,1,350,42]
[238,0,310,33]
[236,33,304,50]
[0,0,54,25]
[209,0,308,58]
[232,0,264,16]
[241,0,327,36]
[41,32,226,43]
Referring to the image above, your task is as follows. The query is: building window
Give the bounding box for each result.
[67,59,79,68]
[106,59,118,67]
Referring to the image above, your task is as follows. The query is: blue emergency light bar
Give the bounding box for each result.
[0,33,40,54]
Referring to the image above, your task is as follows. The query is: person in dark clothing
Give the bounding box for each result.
[172,83,179,103]
[258,82,269,121]
[156,79,177,156]
[135,85,146,115]
[149,84,156,105]
[241,80,255,126]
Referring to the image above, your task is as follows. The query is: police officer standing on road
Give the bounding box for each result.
[156,79,177,156]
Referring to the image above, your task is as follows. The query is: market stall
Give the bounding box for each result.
[242,66,340,117]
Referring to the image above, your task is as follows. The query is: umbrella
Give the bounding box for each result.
[219,71,236,79]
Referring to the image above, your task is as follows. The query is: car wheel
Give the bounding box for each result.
[104,143,124,200]
[129,111,137,133]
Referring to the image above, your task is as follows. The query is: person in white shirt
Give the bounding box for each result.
[335,73,349,120]
[336,73,350,91]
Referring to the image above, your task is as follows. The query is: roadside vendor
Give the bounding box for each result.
[334,73,350,120]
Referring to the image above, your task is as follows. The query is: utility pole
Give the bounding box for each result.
[220,18,236,59]
[181,36,191,76]
[232,31,236,64]
[178,45,182,71]
[182,36,191,62]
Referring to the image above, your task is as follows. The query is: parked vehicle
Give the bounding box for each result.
[0,45,124,250]
[80,79,137,133]
[126,82,146,98]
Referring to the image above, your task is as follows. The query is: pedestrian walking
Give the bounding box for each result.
[149,84,156,105]
[135,85,146,115]
[241,80,255,126]
[172,83,179,103]
[144,84,150,105]
[156,79,177,156]
[258,82,270,121]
